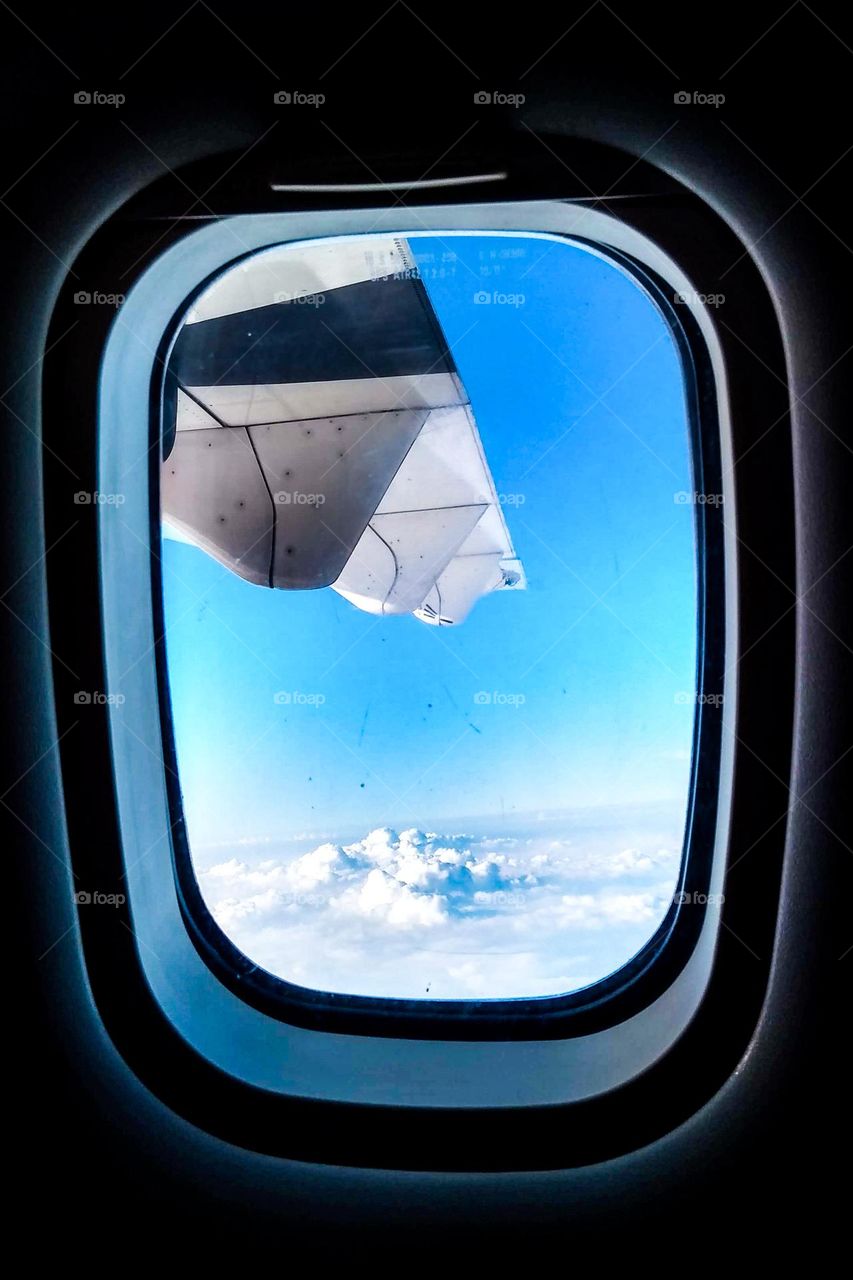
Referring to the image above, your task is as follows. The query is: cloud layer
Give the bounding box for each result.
[197,821,681,1000]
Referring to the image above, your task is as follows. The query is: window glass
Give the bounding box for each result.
[161,231,697,1000]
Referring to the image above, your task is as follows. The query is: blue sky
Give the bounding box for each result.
[161,232,697,999]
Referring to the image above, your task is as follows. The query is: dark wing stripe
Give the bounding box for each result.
[168,277,456,390]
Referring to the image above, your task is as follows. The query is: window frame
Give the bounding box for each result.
[83,199,737,1109]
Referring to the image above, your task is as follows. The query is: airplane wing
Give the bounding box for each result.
[332,402,525,625]
[161,235,525,623]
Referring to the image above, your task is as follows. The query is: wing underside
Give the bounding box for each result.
[161,236,525,624]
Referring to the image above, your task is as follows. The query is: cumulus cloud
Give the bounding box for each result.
[196,819,682,1000]
[331,867,448,928]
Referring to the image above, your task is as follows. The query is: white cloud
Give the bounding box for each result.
[286,841,357,891]
[332,867,448,928]
[196,820,682,1000]
[554,891,661,928]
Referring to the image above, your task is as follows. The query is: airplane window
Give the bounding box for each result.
[160,231,698,1002]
